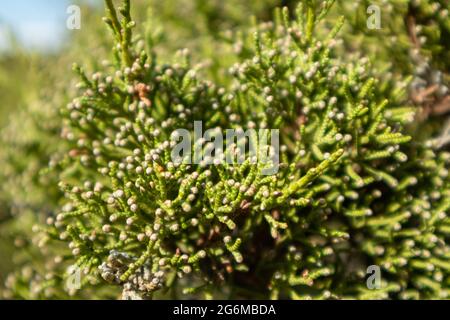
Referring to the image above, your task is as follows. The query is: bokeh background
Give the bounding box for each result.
[0,0,70,51]
[0,0,103,286]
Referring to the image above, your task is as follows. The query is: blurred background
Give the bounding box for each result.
[0,0,70,51]
[0,0,104,287]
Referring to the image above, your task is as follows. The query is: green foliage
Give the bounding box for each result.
[0,0,449,300]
